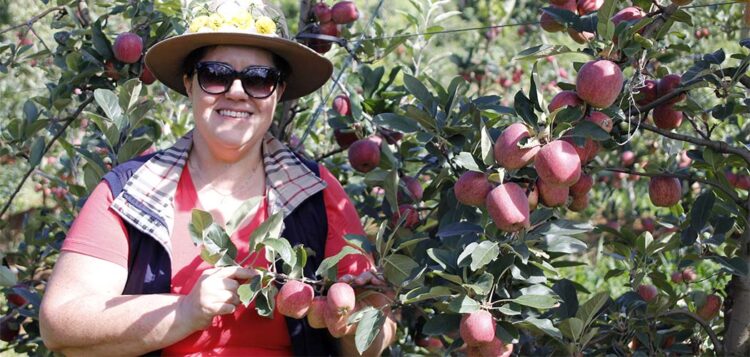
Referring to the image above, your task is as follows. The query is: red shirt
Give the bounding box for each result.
[63,164,371,355]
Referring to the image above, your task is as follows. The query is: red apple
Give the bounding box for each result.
[307,296,327,328]
[494,123,540,170]
[569,173,594,197]
[568,193,589,212]
[682,267,697,282]
[276,280,314,319]
[648,176,682,207]
[140,65,156,85]
[576,59,624,108]
[537,178,569,207]
[585,111,613,133]
[333,128,358,148]
[347,138,380,173]
[621,150,636,167]
[577,0,603,15]
[540,12,565,33]
[319,21,340,37]
[548,90,583,112]
[113,32,143,64]
[331,1,359,24]
[611,6,646,27]
[697,294,721,321]
[562,137,599,164]
[637,284,658,302]
[657,74,686,104]
[535,140,582,187]
[486,183,530,232]
[454,171,493,207]
[636,79,658,106]
[652,105,683,130]
[393,204,420,229]
[332,94,351,116]
[460,310,496,346]
[567,28,594,44]
[313,2,332,22]
[671,271,683,283]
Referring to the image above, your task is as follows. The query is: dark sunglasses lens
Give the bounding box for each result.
[241,68,279,98]
[197,63,233,94]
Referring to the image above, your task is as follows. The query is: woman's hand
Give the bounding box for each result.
[178,266,257,332]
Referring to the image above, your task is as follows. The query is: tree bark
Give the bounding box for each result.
[725,199,750,355]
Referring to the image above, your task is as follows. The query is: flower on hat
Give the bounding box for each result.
[186,0,282,36]
[255,16,276,35]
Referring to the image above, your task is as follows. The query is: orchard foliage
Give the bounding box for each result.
[1,0,750,355]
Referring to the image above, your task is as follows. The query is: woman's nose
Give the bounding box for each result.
[225,78,249,100]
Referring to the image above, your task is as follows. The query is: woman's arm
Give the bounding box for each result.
[40,252,253,356]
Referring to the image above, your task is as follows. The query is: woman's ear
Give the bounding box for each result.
[182,74,192,98]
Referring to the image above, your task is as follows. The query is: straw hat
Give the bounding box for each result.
[144,0,333,101]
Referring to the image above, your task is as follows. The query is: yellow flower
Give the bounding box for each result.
[188,15,210,33]
[255,16,276,35]
[207,13,224,31]
[230,11,255,31]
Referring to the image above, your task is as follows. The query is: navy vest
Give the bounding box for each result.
[102,152,338,356]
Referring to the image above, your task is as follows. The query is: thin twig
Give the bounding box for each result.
[315,146,346,161]
[0,96,95,219]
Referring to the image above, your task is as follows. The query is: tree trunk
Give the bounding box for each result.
[725,201,750,355]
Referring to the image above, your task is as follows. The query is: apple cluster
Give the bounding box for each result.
[304,1,360,54]
[275,280,391,340]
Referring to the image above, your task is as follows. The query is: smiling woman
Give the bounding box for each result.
[36,0,394,356]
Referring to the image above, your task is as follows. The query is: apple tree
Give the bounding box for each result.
[1,0,749,356]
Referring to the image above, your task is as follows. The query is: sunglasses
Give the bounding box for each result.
[194,61,283,99]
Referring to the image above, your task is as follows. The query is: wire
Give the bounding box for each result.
[353,0,746,43]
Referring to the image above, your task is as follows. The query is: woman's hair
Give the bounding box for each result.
[182,45,291,80]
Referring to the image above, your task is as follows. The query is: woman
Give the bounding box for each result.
[39,0,393,355]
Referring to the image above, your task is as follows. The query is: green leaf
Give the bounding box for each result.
[436,222,483,238]
[559,317,584,342]
[94,89,125,130]
[0,266,18,287]
[566,121,611,141]
[470,241,499,271]
[575,292,609,329]
[383,254,420,287]
[690,191,715,231]
[263,238,296,267]
[454,152,480,171]
[255,283,278,318]
[225,197,263,237]
[448,294,480,313]
[514,91,538,131]
[511,294,558,309]
[545,236,587,254]
[708,256,749,276]
[384,170,399,214]
[116,137,152,164]
[400,286,453,304]
[28,136,45,167]
[372,113,421,133]
[354,308,385,354]
[422,314,461,336]
[189,209,214,246]
[403,74,433,108]
[520,317,562,340]
[513,44,575,61]
[248,212,284,251]
[480,124,495,166]
[597,0,617,40]
[316,246,364,280]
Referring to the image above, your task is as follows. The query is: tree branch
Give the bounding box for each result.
[659,309,723,355]
[0,6,66,36]
[315,146,346,161]
[602,167,744,207]
[0,96,95,219]
[637,122,750,166]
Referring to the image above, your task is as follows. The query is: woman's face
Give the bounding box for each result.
[183,45,284,159]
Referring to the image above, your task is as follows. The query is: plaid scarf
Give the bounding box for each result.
[109,130,327,257]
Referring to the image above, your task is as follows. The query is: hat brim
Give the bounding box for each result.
[144,32,333,101]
